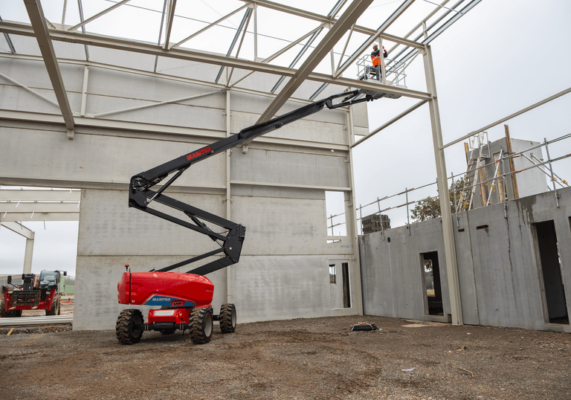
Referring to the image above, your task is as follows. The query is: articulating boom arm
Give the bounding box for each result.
[129,89,381,276]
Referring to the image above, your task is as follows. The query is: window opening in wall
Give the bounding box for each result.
[325,191,346,241]
[535,220,569,325]
[421,252,443,316]
[342,262,351,308]
[329,264,336,284]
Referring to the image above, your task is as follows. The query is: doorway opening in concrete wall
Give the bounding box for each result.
[329,260,351,309]
[325,191,346,243]
[421,252,443,316]
[534,220,569,325]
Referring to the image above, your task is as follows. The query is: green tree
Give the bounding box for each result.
[410,178,465,222]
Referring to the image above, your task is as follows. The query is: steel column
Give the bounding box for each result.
[423,44,463,325]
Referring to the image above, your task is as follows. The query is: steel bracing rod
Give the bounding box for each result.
[236,0,422,49]
[153,248,225,273]
[270,28,323,94]
[0,52,316,106]
[23,0,75,137]
[226,9,253,85]
[163,0,177,49]
[335,0,415,78]
[351,99,428,147]
[215,8,252,84]
[153,0,168,73]
[255,0,374,126]
[0,16,16,54]
[76,0,90,61]
[0,71,59,107]
[171,3,250,49]
[0,21,431,100]
[93,90,221,117]
[335,23,355,74]
[269,0,345,94]
[229,24,324,89]
[442,86,571,149]
[68,0,130,31]
[387,0,450,55]
[386,0,465,69]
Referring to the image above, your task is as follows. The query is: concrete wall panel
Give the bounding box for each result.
[231,148,350,188]
[0,126,225,188]
[361,187,571,332]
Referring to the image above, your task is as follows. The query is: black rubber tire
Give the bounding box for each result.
[56,296,61,315]
[12,310,22,318]
[220,303,237,334]
[160,329,176,335]
[0,297,8,318]
[46,296,59,316]
[189,307,213,345]
[116,309,144,345]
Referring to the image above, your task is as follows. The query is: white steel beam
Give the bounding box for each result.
[0,190,80,202]
[255,0,375,125]
[1,221,34,239]
[1,212,79,222]
[0,21,431,100]
[163,0,177,49]
[442,86,571,150]
[23,0,75,139]
[0,203,80,213]
[335,0,416,78]
[68,0,131,31]
[0,71,59,108]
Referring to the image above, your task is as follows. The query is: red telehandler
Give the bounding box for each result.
[1,270,67,317]
[116,89,383,345]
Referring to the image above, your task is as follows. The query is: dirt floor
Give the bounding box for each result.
[0,315,570,400]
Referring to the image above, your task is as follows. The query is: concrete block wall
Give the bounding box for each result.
[360,187,571,332]
[0,39,368,330]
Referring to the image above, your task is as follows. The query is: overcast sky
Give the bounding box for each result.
[1,0,570,276]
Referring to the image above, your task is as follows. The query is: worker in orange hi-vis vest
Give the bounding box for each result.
[370,44,387,66]
[370,44,388,81]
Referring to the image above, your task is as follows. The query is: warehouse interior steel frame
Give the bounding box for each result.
[0,0,485,325]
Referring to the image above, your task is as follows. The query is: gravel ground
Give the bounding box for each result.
[0,315,570,400]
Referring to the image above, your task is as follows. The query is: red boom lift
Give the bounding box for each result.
[116,89,383,345]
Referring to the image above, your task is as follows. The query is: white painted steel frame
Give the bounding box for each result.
[0,221,35,274]
[0,22,431,101]
[23,0,75,139]
[255,0,375,125]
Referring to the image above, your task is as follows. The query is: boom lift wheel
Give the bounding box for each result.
[0,297,8,318]
[220,303,237,333]
[116,309,144,345]
[189,307,213,344]
[46,297,58,316]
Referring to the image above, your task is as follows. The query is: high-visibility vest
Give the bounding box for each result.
[371,46,386,67]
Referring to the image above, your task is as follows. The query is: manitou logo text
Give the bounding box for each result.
[187,147,211,160]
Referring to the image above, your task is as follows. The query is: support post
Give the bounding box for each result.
[545,138,560,208]
[405,187,410,235]
[423,44,463,325]
[253,4,258,61]
[80,66,89,117]
[23,237,34,274]
[225,89,232,303]
[347,107,364,315]
[504,125,519,200]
